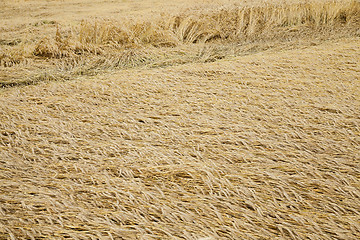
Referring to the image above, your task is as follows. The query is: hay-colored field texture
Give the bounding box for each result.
[1,0,360,86]
[1,36,360,238]
[1,0,360,239]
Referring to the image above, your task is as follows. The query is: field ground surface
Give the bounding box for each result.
[1,0,360,239]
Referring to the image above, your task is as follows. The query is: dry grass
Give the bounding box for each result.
[1,0,360,239]
[33,0,360,53]
[1,36,360,239]
[1,0,359,86]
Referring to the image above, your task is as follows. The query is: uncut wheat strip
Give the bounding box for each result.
[27,1,360,60]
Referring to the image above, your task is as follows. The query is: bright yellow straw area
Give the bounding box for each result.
[0,0,359,239]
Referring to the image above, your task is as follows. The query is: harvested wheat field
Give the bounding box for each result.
[1,0,360,239]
